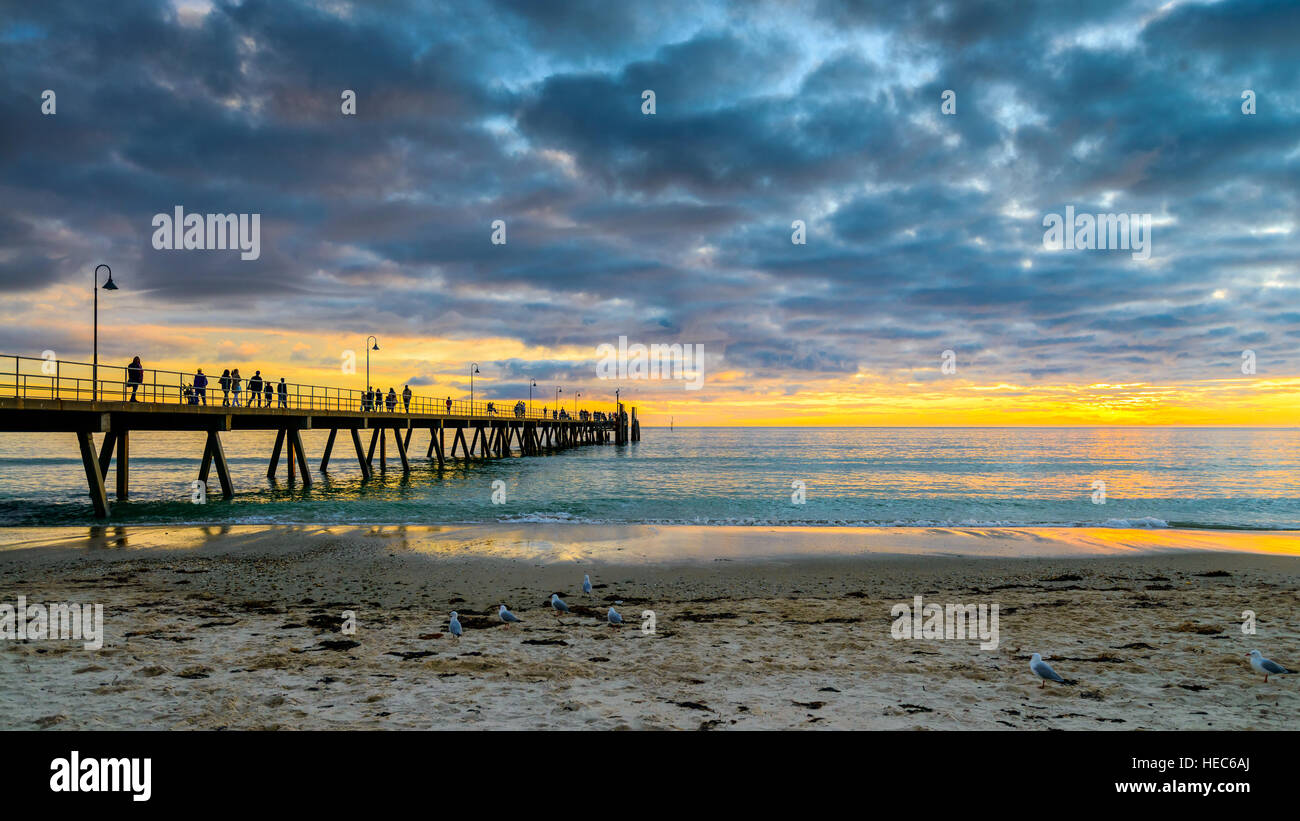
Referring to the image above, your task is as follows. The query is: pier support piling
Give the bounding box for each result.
[114,431,129,499]
[199,430,234,499]
[320,428,337,472]
[350,428,371,479]
[289,428,311,487]
[391,426,410,473]
[77,431,110,518]
[268,429,285,479]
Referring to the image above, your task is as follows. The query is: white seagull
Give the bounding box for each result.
[449,611,462,640]
[583,574,592,595]
[498,604,522,627]
[607,606,623,627]
[1248,650,1294,683]
[1030,652,1067,688]
[551,593,570,617]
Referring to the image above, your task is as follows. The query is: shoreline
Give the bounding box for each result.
[1,523,1298,564]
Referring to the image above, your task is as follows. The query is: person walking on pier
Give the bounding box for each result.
[249,371,264,407]
[193,368,208,405]
[230,368,242,407]
[386,387,397,412]
[125,356,144,402]
[219,369,231,406]
[445,396,452,414]
[264,379,273,409]
[277,377,288,408]
[402,385,411,413]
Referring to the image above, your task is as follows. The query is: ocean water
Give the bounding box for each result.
[0,427,1296,529]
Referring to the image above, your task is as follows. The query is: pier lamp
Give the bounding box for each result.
[366,336,379,405]
[470,363,480,407]
[529,379,537,415]
[555,386,562,414]
[93,264,118,402]
[574,391,581,415]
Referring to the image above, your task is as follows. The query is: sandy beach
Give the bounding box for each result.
[1,524,1297,730]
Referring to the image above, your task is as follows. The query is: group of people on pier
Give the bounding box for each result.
[362,385,411,412]
[200,368,288,408]
[119,358,611,421]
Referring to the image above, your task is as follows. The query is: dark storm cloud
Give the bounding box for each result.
[0,0,1296,388]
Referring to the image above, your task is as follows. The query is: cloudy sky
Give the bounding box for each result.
[2,0,1297,424]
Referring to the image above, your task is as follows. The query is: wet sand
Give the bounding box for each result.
[0,524,1297,730]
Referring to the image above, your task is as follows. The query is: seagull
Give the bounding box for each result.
[1030,652,1067,688]
[449,611,462,640]
[498,604,522,628]
[1248,650,1294,683]
[607,606,623,627]
[551,593,570,618]
[582,574,592,596]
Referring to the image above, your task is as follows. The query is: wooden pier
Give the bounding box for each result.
[0,355,637,517]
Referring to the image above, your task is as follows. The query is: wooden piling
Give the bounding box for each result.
[115,431,129,499]
[77,430,109,518]
[97,430,117,478]
[350,427,372,479]
[289,428,311,487]
[320,428,337,472]
[200,430,234,498]
[391,426,410,473]
[268,429,286,478]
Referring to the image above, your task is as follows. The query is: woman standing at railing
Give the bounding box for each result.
[220,369,231,406]
[230,368,243,407]
[126,356,144,402]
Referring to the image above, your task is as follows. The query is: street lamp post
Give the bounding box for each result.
[366,336,379,410]
[574,391,581,415]
[555,386,561,417]
[93,264,118,402]
[529,379,537,416]
[470,363,480,411]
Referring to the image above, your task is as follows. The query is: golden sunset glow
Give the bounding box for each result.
[48,314,1300,427]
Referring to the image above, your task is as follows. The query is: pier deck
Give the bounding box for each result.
[0,354,639,517]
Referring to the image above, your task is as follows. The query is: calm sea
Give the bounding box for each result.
[0,427,1296,529]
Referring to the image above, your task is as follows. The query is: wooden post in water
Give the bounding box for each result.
[391,425,410,473]
[320,428,337,472]
[289,428,311,487]
[115,431,129,499]
[268,429,285,478]
[98,431,117,480]
[77,430,109,518]
[350,427,371,479]
[199,430,234,498]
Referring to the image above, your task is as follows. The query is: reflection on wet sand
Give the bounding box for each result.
[0,523,1297,563]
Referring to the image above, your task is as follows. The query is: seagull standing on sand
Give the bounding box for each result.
[583,574,592,596]
[449,611,462,640]
[1030,652,1068,688]
[498,604,522,628]
[1248,650,1294,683]
[551,593,570,619]
[607,606,623,627]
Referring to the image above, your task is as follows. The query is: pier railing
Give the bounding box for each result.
[0,353,604,422]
